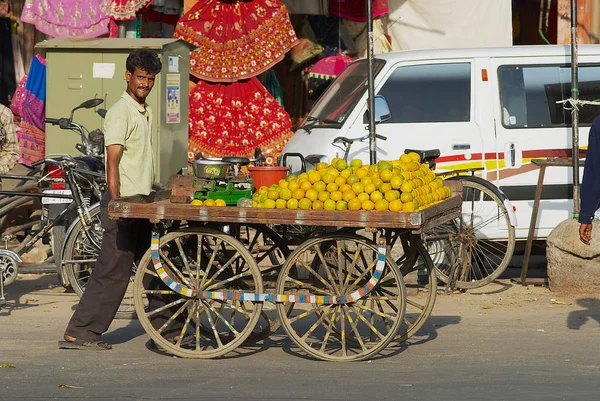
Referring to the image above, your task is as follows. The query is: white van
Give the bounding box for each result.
[283,45,595,243]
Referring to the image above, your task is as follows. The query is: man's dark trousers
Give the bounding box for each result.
[65,192,151,341]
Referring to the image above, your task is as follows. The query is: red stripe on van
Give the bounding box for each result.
[436,148,586,163]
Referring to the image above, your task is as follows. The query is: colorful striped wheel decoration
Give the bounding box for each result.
[150,230,386,304]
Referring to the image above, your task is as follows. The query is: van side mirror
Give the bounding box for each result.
[373,96,391,123]
[365,95,392,124]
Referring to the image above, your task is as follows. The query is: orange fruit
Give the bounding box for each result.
[263,199,276,209]
[267,189,280,200]
[348,198,362,211]
[339,184,352,193]
[335,200,348,211]
[215,199,227,207]
[346,175,359,185]
[350,159,363,168]
[334,176,346,187]
[403,201,415,212]
[385,190,399,202]
[334,159,348,172]
[318,191,330,202]
[401,182,414,193]
[278,179,289,189]
[292,188,305,200]
[275,199,287,209]
[360,176,372,186]
[375,199,389,212]
[370,191,383,202]
[379,183,392,194]
[305,188,319,201]
[258,186,269,195]
[351,182,364,194]
[407,152,421,162]
[326,182,339,193]
[355,167,368,179]
[400,192,413,203]
[364,183,376,194]
[379,169,393,183]
[299,198,312,210]
[300,180,312,191]
[377,160,393,172]
[312,200,324,210]
[324,199,336,210]
[190,199,203,206]
[204,199,216,207]
[389,199,403,212]
[357,192,370,203]
[288,181,300,192]
[322,173,336,184]
[316,162,329,171]
[361,199,375,211]
[400,154,412,163]
[330,191,343,202]
[307,169,321,183]
[342,190,356,202]
[279,188,292,200]
[287,198,299,209]
[390,176,403,190]
[340,168,353,179]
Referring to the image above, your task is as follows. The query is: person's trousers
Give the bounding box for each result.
[65,192,151,341]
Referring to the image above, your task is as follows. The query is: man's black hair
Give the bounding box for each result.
[126,50,162,75]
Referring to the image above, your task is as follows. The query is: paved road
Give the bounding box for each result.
[1,274,599,401]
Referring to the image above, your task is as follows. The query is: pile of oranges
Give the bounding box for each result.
[250,152,453,212]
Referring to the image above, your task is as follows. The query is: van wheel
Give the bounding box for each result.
[425,178,516,289]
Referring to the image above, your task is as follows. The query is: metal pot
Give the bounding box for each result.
[192,159,229,179]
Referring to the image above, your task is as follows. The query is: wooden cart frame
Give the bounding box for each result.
[107,181,462,361]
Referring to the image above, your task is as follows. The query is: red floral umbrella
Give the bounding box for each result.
[307,54,355,80]
[188,77,293,160]
[175,0,298,82]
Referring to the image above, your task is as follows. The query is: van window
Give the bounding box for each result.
[499,64,600,128]
[376,63,471,123]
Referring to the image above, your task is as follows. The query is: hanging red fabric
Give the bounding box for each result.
[175,0,298,82]
[188,77,293,160]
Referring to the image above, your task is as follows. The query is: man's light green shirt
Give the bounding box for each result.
[103,92,154,197]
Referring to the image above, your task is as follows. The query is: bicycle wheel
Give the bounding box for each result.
[134,228,263,358]
[427,177,516,289]
[62,206,137,319]
[276,234,406,361]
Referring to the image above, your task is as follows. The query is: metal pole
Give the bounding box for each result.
[571,0,580,214]
[366,0,377,164]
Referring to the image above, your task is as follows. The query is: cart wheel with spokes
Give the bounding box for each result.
[276,234,406,361]
[134,228,263,358]
[386,230,437,343]
[206,223,291,343]
[426,177,516,289]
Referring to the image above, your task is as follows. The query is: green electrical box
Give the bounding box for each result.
[36,38,194,185]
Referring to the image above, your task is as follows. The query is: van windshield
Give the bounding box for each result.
[302,59,386,129]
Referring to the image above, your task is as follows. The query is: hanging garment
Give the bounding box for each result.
[188,77,293,160]
[21,0,111,38]
[0,17,16,107]
[12,33,25,84]
[109,0,153,21]
[328,0,388,23]
[175,0,298,82]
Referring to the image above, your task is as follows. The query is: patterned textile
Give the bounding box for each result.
[21,0,110,38]
[188,77,293,161]
[0,105,19,174]
[9,55,46,166]
[16,121,44,167]
[174,0,298,82]
[328,0,388,23]
[109,0,153,21]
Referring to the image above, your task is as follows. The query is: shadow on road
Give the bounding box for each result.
[567,297,600,330]
[0,273,68,316]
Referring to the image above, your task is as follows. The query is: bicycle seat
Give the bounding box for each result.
[222,156,250,166]
[404,149,440,164]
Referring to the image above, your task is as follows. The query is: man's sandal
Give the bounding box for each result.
[58,338,112,350]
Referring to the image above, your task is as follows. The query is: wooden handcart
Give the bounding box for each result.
[108,181,462,361]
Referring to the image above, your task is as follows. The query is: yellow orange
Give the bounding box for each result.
[299,198,312,210]
[312,200,324,210]
[190,199,203,206]
[364,183,376,194]
[330,191,343,202]
[300,180,313,191]
[355,167,368,179]
[324,199,336,210]
[385,190,399,202]
[335,201,348,211]
[401,182,414,193]
[357,192,370,203]
[379,169,393,183]
[278,179,289,189]
[263,199,276,209]
[350,159,363,168]
[403,202,415,212]
[407,152,421,162]
[375,199,389,212]
[288,181,300,191]
[204,199,216,207]
[342,190,356,202]
[326,182,339,193]
[390,176,403,189]
[318,191,330,202]
[379,183,392,194]
[292,188,305,200]
[334,159,347,172]
[279,188,292,200]
[313,181,326,193]
[389,199,403,212]
[338,184,352,193]
[348,198,362,211]
[370,191,383,202]
[322,173,336,184]
[305,188,319,201]
[267,189,280,200]
[400,192,413,203]
[307,169,321,183]
[285,174,297,182]
[316,162,329,171]
[275,199,287,209]
[351,182,364,194]
[334,176,346,187]
[361,200,375,211]
[287,198,299,209]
